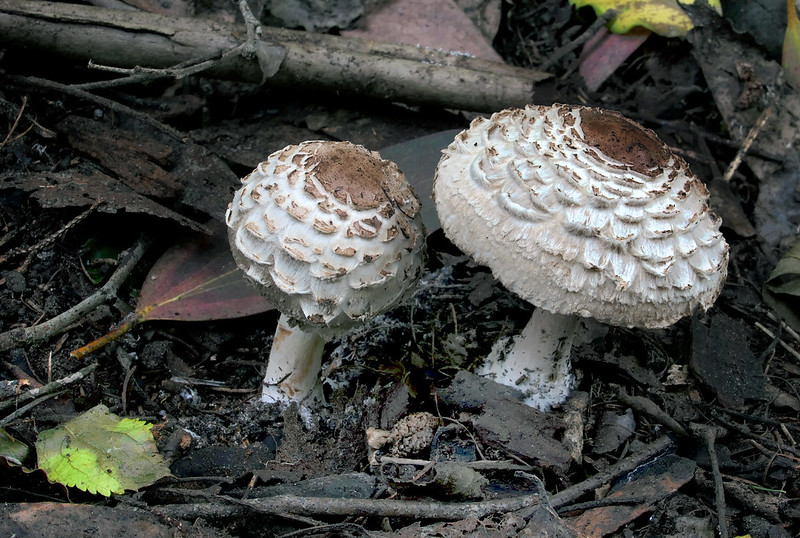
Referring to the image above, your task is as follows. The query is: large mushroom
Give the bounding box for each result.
[226,141,426,406]
[433,104,729,410]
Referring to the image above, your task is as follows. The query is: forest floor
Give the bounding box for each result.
[1,0,799,537]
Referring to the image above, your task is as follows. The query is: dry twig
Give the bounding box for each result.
[0,236,150,352]
[723,106,773,183]
[0,363,98,413]
[615,386,689,437]
[693,424,729,538]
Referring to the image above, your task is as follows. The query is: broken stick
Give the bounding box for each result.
[0,1,550,112]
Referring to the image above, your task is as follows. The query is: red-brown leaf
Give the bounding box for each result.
[137,224,271,322]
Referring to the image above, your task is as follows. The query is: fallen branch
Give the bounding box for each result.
[159,488,539,521]
[0,236,150,352]
[151,435,675,523]
[0,1,550,112]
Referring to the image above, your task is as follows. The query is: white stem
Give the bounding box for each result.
[262,313,326,405]
[477,308,578,411]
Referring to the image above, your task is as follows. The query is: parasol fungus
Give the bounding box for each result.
[433,104,729,410]
[226,141,426,406]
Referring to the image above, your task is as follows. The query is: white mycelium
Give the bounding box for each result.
[434,104,728,409]
[227,141,426,405]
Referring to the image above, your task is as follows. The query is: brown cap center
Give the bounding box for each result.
[310,144,391,211]
[579,109,671,173]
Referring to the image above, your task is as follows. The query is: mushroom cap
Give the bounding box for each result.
[433,104,729,329]
[226,141,426,333]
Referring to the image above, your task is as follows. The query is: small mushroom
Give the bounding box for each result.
[226,141,426,406]
[433,104,729,410]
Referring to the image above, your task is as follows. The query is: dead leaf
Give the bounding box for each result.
[687,10,800,249]
[437,371,572,471]
[343,0,504,62]
[579,27,651,92]
[136,222,271,321]
[0,503,174,538]
[570,0,721,38]
[58,115,184,200]
[564,454,696,537]
[6,168,207,232]
[269,0,364,32]
[255,42,288,83]
[592,408,636,454]
[381,129,462,232]
[71,223,271,358]
[690,313,767,409]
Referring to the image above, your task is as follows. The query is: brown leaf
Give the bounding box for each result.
[136,223,271,322]
[7,168,206,232]
[342,0,504,62]
[564,454,696,537]
[58,115,184,200]
[0,503,174,538]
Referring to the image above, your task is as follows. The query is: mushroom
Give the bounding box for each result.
[433,104,729,410]
[226,141,426,406]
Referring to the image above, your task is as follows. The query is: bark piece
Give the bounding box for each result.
[564,454,696,537]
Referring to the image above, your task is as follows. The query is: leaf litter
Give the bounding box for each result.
[1,0,799,536]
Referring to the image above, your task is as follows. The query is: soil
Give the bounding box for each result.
[1,1,799,537]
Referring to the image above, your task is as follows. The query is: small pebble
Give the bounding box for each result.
[2,271,27,294]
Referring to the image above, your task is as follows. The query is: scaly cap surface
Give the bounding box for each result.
[433,105,728,328]
[227,141,426,332]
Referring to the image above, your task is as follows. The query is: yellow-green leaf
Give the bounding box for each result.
[570,0,721,38]
[783,0,800,88]
[36,405,171,496]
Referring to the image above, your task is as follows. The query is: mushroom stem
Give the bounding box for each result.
[477,308,578,411]
[262,313,326,405]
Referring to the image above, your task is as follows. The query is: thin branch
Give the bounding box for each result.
[540,9,617,71]
[8,203,100,272]
[0,362,98,412]
[0,391,63,427]
[229,491,540,521]
[723,105,773,183]
[693,424,729,538]
[152,435,674,524]
[236,0,262,60]
[11,76,185,141]
[616,386,689,437]
[77,45,246,91]
[754,321,800,363]
[0,236,150,352]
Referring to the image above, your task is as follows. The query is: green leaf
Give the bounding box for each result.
[569,0,721,38]
[0,428,30,465]
[763,233,800,332]
[36,405,171,496]
[783,0,800,89]
[82,238,125,285]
